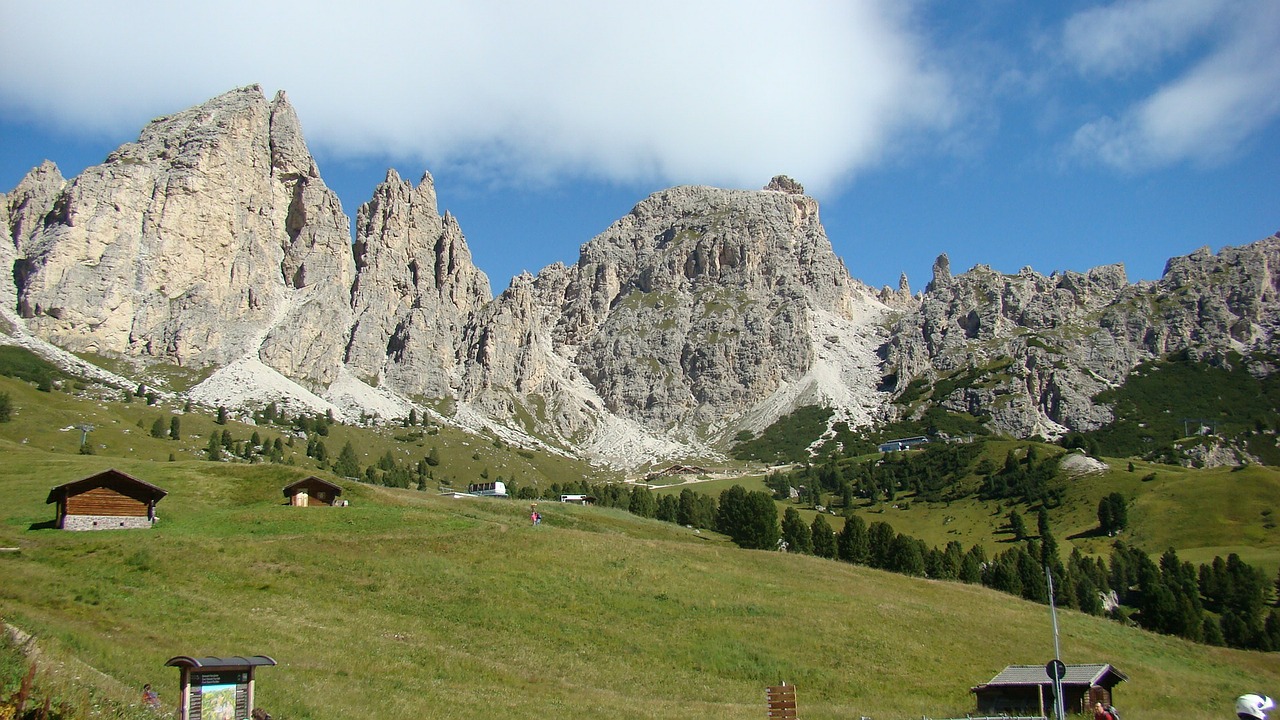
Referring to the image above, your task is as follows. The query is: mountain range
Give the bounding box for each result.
[4,85,1278,468]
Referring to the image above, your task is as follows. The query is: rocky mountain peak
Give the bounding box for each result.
[347,168,491,398]
[7,86,1279,469]
[453,181,889,462]
[9,82,354,386]
[268,89,318,179]
[765,175,805,194]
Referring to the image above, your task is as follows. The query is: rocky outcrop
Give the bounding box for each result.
[10,85,355,386]
[883,236,1280,439]
[458,182,892,457]
[3,161,67,320]
[6,84,1279,467]
[348,169,491,398]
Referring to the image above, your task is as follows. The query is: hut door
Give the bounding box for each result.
[297,491,308,507]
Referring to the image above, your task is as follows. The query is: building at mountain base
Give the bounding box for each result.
[971,663,1127,716]
[45,469,167,530]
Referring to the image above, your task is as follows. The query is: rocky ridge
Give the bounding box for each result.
[882,237,1280,438]
[4,85,1279,467]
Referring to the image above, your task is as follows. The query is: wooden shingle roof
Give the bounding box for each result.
[165,655,277,669]
[281,476,343,497]
[974,664,1127,690]
[46,468,167,504]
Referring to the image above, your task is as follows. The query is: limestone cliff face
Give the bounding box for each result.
[348,169,491,398]
[883,236,1280,439]
[2,160,65,312]
[11,85,354,386]
[7,85,1280,467]
[459,178,892,453]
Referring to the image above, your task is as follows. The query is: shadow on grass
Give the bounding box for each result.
[26,520,57,531]
[1067,526,1110,541]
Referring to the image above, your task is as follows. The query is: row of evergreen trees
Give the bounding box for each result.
[573,479,1280,653]
[204,401,1280,651]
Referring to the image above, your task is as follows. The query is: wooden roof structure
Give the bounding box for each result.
[46,468,167,505]
[972,664,1127,716]
[975,663,1127,688]
[165,655,278,669]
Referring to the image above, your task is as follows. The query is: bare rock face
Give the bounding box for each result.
[2,160,66,310]
[11,85,355,386]
[348,169,491,398]
[460,183,891,452]
[884,236,1280,441]
[8,84,1280,468]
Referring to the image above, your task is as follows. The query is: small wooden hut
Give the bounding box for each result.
[282,476,343,507]
[45,469,167,530]
[971,663,1127,716]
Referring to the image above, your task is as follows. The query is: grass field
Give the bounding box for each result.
[1,443,1277,720]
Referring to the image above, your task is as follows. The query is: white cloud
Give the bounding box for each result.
[0,0,954,195]
[1065,0,1280,170]
[1061,0,1227,77]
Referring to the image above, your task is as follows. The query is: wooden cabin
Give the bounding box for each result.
[971,663,1127,716]
[45,469,167,531]
[282,476,343,507]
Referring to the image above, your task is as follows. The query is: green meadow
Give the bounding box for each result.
[0,359,1278,719]
[1,445,1277,720]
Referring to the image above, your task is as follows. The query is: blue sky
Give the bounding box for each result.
[2,1,1278,293]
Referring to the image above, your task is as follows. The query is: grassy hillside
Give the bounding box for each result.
[0,367,614,496]
[1,446,1277,720]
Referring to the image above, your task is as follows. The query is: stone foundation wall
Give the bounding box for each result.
[62,515,153,531]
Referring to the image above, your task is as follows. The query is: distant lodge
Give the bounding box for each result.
[878,436,929,453]
[971,663,1127,717]
[282,476,344,507]
[46,469,167,531]
[643,464,711,483]
[467,481,508,497]
[559,494,597,505]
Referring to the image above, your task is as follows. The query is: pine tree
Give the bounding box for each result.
[333,441,361,478]
[867,521,896,569]
[656,494,679,523]
[216,406,228,425]
[150,417,166,438]
[836,514,870,564]
[1037,509,1059,567]
[206,434,221,461]
[888,534,926,577]
[1264,608,1280,651]
[0,392,11,422]
[781,507,812,554]
[810,515,835,559]
[169,416,180,440]
[628,486,657,518]
[717,487,780,550]
[1202,616,1225,645]
[1008,509,1028,541]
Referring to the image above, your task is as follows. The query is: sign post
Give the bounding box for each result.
[166,655,276,720]
[1046,565,1066,720]
[766,682,798,719]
